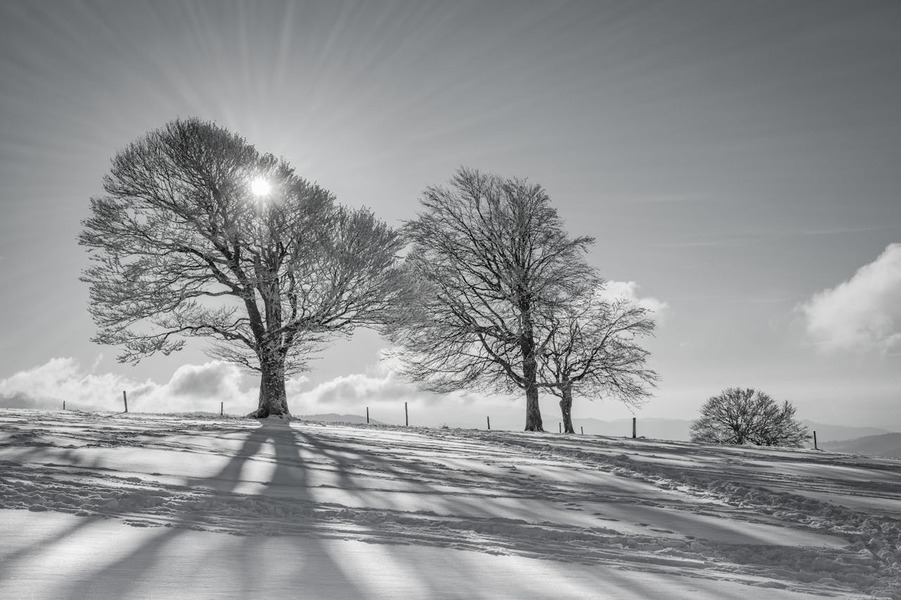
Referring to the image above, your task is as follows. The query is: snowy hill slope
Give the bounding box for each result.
[1,409,899,599]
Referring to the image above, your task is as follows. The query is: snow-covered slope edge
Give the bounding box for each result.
[1,409,899,599]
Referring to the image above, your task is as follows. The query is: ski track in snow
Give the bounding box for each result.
[0,409,899,598]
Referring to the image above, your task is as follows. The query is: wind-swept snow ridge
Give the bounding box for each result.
[1,409,898,599]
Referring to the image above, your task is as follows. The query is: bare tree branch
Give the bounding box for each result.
[690,388,810,447]
[535,287,659,433]
[388,167,596,431]
[80,118,412,417]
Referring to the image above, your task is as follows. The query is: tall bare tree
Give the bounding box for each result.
[690,388,810,447]
[80,118,409,418]
[390,168,595,431]
[537,290,658,433]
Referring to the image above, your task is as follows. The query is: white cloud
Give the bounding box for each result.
[291,354,514,426]
[296,368,439,413]
[0,358,133,411]
[800,243,901,352]
[0,355,454,421]
[0,358,260,414]
[295,369,525,427]
[600,280,669,322]
[166,362,244,400]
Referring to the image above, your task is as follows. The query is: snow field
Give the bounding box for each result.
[1,409,899,598]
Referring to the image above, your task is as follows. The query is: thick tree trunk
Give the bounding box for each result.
[559,384,574,434]
[524,380,543,432]
[248,354,289,418]
[520,318,543,432]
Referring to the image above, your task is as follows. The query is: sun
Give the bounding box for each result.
[250,177,271,197]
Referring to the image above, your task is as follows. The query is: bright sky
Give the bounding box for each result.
[1,1,900,430]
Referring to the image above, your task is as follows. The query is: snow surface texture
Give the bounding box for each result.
[0,409,899,599]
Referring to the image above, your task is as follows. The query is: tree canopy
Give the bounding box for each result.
[690,388,810,447]
[389,167,596,431]
[537,290,658,433]
[80,118,410,417]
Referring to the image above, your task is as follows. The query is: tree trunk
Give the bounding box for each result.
[248,353,289,418]
[524,380,543,432]
[559,384,574,434]
[520,315,543,432]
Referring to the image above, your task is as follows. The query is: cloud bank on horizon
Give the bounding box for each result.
[0,355,503,426]
[800,244,901,353]
[0,357,256,414]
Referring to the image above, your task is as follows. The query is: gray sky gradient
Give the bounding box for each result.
[1,1,899,428]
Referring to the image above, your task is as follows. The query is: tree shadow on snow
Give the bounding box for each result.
[5,418,878,598]
[55,420,368,599]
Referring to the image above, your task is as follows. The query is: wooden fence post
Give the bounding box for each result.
[632,417,636,439]
[487,416,491,430]
[123,390,128,413]
[366,406,370,424]
[813,430,818,450]
[220,401,224,417]
[405,402,408,427]
[63,400,66,411]
[580,426,583,435]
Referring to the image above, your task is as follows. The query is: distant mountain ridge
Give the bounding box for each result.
[299,413,385,425]
[295,413,896,447]
[569,418,894,444]
[823,433,901,460]
[801,421,892,444]
[571,418,692,441]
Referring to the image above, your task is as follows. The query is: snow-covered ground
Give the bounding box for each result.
[1,409,899,599]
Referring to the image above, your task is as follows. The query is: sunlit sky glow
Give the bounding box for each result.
[1,1,900,430]
[251,177,272,197]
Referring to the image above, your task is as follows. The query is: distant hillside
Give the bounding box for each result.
[568,418,893,444]
[293,412,895,446]
[299,413,385,426]
[572,418,692,441]
[823,432,901,460]
[802,421,892,444]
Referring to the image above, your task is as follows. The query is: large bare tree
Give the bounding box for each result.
[80,118,409,418]
[390,168,595,431]
[537,290,658,433]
